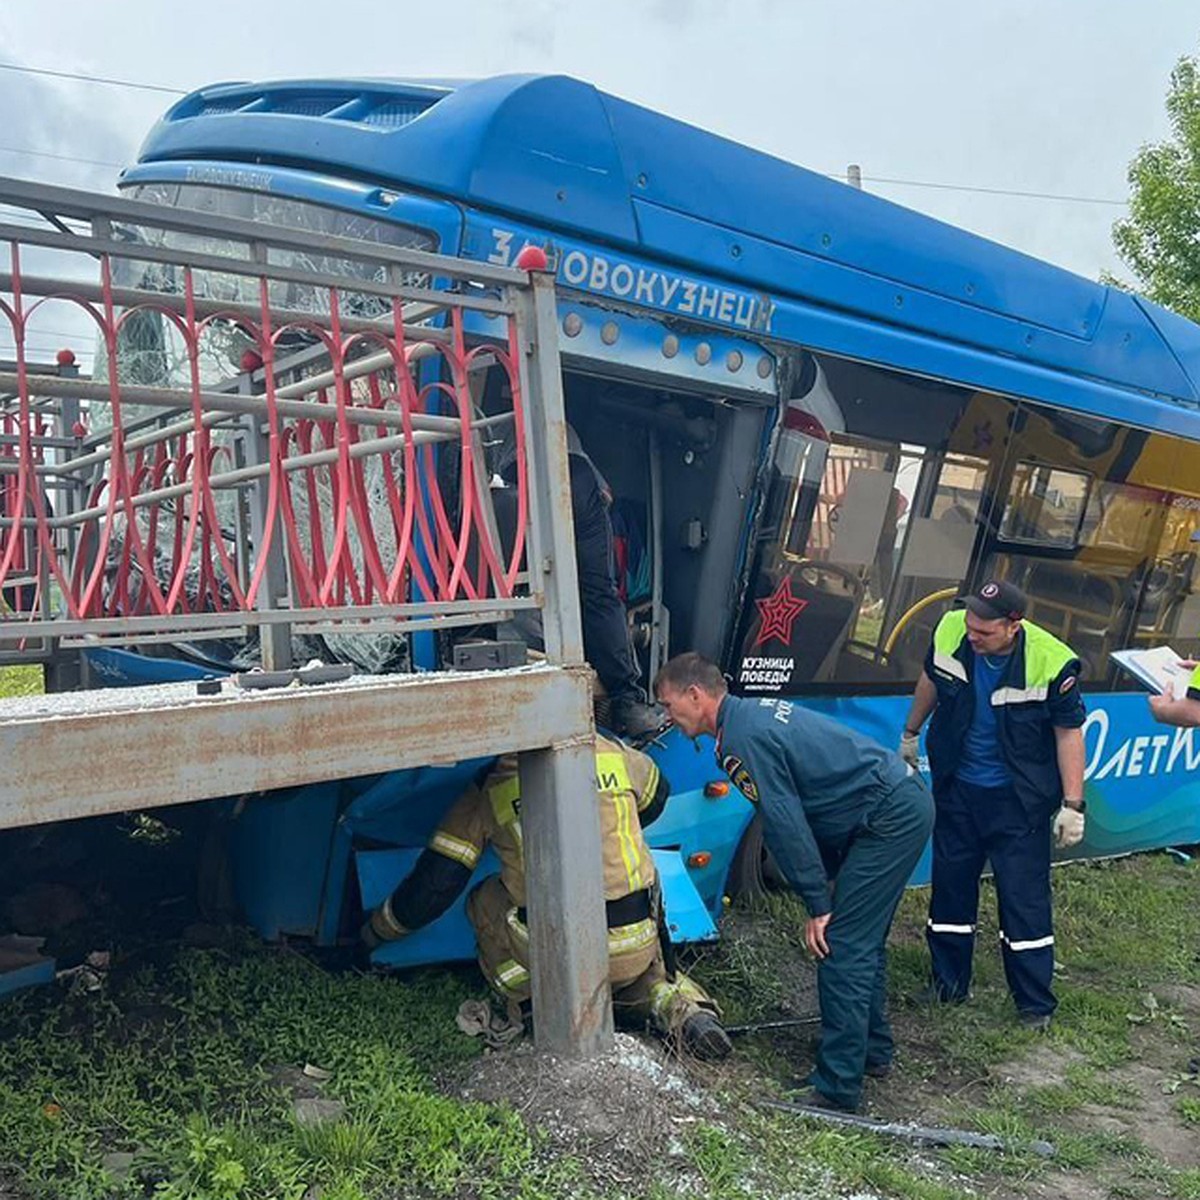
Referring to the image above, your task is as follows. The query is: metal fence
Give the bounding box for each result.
[0,178,564,665]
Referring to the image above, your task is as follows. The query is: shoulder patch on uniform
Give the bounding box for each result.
[1059,675,1077,694]
[721,754,759,803]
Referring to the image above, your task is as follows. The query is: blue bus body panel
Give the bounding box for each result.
[83,647,229,686]
[640,726,756,913]
[230,782,342,940]
[133,73,1200,409]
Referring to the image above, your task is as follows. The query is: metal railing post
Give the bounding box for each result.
[240,370,293,671]
[517,270,584,666]
[518,737,613,1057]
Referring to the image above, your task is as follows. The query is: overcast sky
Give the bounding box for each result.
[0,1,1196,363]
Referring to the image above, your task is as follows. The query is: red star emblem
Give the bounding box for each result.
[753,576,808,648]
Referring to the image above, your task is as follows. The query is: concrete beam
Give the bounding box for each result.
[0,665,593,830]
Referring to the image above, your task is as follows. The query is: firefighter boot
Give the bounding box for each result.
[681,1011,733,1061]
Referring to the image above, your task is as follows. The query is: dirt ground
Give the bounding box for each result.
[455,1032,723,1195]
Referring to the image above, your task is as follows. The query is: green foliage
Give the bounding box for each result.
[1113,50,1200,322]
[683,1124,751,1198]
[1,853,1198,1200]
[0,664,43,698]
[0,945,566,1200]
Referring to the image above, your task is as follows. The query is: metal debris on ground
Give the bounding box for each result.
[761,1099,1056,1156]
[724,1016,822,1036]
[55,949,110,995]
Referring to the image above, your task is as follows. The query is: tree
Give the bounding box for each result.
[1113,52,1200,324]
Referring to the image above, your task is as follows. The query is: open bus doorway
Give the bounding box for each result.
[474,364,773,715]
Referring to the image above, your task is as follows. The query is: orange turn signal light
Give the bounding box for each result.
[687,851,713,868]
[703,781,730,798]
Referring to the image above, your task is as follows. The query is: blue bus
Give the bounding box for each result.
[117,74,1200,962]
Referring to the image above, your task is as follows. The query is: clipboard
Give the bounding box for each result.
[1110,646,1190,695]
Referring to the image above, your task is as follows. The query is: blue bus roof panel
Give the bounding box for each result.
[141,75,640,244]
[136,73,1200,408]
[599,91,1106,340]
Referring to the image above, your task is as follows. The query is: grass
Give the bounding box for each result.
[0,945,577,1199]
[0,847,1197,1198]
[0,663,43,698]
[688,852,1200,1200]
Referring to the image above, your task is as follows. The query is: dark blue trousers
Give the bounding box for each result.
[926,778,1056,1016]
[808,776,934,1110]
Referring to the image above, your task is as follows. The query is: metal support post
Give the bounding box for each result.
[519,729,613,1057]
[512,265,609,1056]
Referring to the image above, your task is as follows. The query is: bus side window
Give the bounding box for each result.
[984,417,1200,683]
[731,354,1015,693]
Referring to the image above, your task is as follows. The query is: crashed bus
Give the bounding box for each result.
[5,73,1200,975]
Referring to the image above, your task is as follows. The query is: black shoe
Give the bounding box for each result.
[610,697,665,740]
[790,1086,858,1114]
[1018,1011,1052,1032]
[864,1060,892,1079]
[916,982,968,1006]
[681,1011,733,1061]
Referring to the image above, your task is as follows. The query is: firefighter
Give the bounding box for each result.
[361,733,731,1060]
[654,652,934,1114]
[900,579,1086,1030]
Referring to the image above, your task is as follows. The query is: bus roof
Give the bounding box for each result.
[135,73,1200,409]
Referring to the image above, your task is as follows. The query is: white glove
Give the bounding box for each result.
[1052,805,1085,849]
[899,731,921,768]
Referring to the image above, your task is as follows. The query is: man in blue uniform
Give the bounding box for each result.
[654,652,933,1113]
[900,580,1086,1030]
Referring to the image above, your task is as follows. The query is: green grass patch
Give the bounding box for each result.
[2,847,1198,1199]
[0,945,582,1200]
[0,663,43,699]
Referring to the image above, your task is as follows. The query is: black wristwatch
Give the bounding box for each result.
[1063,798,1086,813]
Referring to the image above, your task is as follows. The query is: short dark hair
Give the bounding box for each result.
[653,652,727,697]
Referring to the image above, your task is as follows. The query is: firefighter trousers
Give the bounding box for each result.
[926,778,1056,1017]
[465,874,716,1037]
[809,776,934,1111]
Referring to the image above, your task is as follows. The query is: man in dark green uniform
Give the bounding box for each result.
[655,652,933,1113]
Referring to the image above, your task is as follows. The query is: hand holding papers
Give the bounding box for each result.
[1110,646,1193,696]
